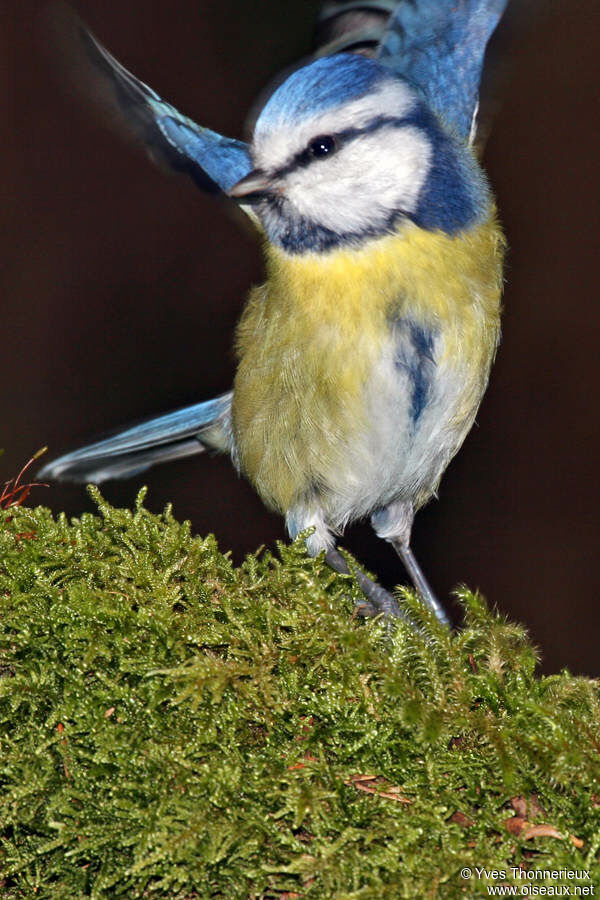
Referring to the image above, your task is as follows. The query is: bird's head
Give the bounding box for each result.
[229,54,491,254]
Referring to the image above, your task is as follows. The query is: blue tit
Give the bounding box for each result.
[40,0,508,625]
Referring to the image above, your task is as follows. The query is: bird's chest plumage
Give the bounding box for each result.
[232,219,504,518]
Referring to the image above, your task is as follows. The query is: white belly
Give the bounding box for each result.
[286,320,494,554]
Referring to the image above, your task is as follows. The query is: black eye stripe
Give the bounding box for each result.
[334,113,410,143]
[272,113,412,178]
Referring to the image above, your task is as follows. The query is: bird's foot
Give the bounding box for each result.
[325,547,407,621]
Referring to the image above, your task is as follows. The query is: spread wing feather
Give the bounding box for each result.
[48,5,252,194]
[312,0,509,144]
[376,0,509,142]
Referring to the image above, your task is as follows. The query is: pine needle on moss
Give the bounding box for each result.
[1,487,599,898]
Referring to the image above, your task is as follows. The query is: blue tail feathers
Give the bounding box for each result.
[39,393,232,483]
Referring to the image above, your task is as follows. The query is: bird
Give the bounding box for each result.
[40,0,508,625]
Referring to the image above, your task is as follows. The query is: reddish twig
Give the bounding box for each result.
[1,447,49,510]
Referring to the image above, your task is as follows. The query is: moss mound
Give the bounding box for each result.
[1,488,599,898]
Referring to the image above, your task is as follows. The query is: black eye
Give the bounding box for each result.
[308,135,336,159]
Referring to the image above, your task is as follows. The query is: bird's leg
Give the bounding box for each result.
[371,501,450,627]
[325,547,406,620]
[389,539,450,626]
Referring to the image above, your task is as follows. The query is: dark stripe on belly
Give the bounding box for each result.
[391,318,436,424]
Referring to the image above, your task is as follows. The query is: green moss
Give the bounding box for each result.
[1,487,599,898]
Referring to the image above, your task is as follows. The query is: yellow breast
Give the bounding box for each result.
[232,216,505,514]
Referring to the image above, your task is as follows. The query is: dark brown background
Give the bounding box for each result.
[2,1,599,673]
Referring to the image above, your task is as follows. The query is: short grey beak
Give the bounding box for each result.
[228,169,273,203]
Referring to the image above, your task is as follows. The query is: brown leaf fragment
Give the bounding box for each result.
[510,793,546,821]
[295,716,314,741]
[505,815,527,836]
[294,828,314,844]
[528,794,546,819]
[345,774,411,804]
[376,789,412,803]
[522,823,563,841]
[570,834,584,849]
[345,774,377,784]
[510,796,528,818]
[450,811,475,828]
[353,782,397,800]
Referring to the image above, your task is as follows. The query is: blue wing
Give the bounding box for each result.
[315,1,399,55]
[376,0,509,141]
[73,22,251,194]
[38,393,232,483]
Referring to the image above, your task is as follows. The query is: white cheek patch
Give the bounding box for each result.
[284,125,432,234]
[253,80,417,173]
